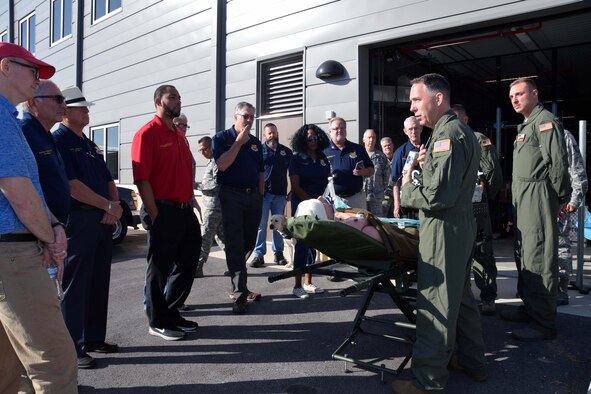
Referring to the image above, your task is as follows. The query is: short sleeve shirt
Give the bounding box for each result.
[212,126,263,188]
[323,140,373,196]
[262,143,292,195]
[391,140,420,183]
[288,152,330,199]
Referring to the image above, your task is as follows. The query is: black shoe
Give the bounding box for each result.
[480,300,496,316]
[511,326,556,342]
[77,353,96,369]
[249,255,265,268]
[274,252,287,265]
[148,326,184,341]
[174,317,199,332]
[178,304,194,312]
[232,297,248,314]
[500,308,530,323]
[327,275,344,282]
[223,270,231,277]
[86,341,119,354]
[194,266,204,278]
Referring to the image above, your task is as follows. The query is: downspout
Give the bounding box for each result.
[215,0,226,132]
[8,0,14,42]
[75,0,84,88]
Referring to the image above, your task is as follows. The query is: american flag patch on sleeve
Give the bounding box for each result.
[539,122,553,132]
[433,139,451,153]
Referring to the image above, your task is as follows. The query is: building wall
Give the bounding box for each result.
[6,0,586,184]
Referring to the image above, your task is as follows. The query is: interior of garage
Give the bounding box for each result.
[368,4,591,230]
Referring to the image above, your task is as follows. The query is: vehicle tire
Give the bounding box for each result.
[112,214,128,244]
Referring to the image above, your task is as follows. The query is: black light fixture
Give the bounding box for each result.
[316,60,344,79]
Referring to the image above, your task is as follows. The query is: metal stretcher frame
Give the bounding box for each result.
[268,215,419,378]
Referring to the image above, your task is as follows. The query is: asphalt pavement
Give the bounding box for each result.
[77,229,591,394]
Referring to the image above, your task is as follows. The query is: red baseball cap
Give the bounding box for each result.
[0,42,55,79]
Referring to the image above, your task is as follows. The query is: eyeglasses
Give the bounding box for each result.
[198,147,210,153]
[307,135,318,142]
[8,59,40,80]
[330,127,346,131]
[176,123,190,129]
[34,95,66,104]
[237,113,255,121]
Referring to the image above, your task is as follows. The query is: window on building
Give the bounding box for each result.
[258,53,304,144]
[51,0,72,44]
[91,123,119,180]
[19,12,36,53]
[93,0,122,23]
[0,31,7,42]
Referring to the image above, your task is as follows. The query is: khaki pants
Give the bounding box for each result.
[0,242,78,394]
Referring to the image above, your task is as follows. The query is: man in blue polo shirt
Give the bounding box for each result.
[53,87,123,369]
[21,80,70,224]
[323,116,374,209]
[249,123,292,268]
[212,102,264,315]
[392,116,423,219]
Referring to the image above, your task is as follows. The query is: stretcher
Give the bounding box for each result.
[268,210,420,378]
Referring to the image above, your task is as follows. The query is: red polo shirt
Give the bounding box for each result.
[132,115,194,202]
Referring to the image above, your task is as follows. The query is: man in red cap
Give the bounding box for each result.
[0,43,78,393]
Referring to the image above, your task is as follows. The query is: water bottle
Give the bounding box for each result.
[47,265,65,301]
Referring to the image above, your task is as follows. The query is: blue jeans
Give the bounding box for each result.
[254,192,286,258]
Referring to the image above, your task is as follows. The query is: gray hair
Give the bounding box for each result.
[403,116,419,129]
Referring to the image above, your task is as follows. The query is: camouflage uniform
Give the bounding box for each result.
[198,159,225,272]
[363,150,390,216]
[381,157,394,217]
[557,130,588,302]
[472,132,503,305]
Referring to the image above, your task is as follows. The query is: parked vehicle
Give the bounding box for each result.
[113,185,142,244]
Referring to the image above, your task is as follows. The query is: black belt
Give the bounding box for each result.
[221,185,258,194]
[0,233,38,242]
[156,200,192,209]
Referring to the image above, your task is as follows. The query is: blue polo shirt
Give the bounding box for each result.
[53,124,113,209]
[391,140,421,183]
[288,152,330,199]
[22,113,70,223]
[323,140,373,196]
[0,96,50,234]
[212,126,263,188]
[262,143,292,195]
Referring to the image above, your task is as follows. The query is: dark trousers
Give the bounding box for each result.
[219,187,262,299]
[143,203,201,329]
[61,209,113,356]
[291,196,316,269]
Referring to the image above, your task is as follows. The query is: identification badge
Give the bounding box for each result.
[539,122,553,132]
[432,139,451,153]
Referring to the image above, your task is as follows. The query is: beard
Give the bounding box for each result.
[163,102,181,118]
[266,138,279,150]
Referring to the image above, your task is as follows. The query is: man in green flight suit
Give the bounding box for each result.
[391,73,486,394]
[452,104,503,316]
[501,78,571,342]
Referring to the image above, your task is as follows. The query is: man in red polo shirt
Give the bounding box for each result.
[132,85,202,341]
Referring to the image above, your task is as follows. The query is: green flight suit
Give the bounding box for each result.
[472,132,503,302]
[401,111,485,391]
[512,103,571,336]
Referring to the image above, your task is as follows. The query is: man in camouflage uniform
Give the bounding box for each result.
[363,129,390,216]
[556,129,587,305]
[452,104,503,315]
[195,136,225,278]
[501,78,571,342]
[391,73,486,394]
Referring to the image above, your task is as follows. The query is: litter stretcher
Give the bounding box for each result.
[268,209,420,378]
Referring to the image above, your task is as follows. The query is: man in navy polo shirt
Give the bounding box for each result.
[21,80,70,224]
[212,102,264,315]
[323,116,374,209]
[249,123,292,268]
[132,85,202,340]
[392,116,423,219]
[53,87,123,368]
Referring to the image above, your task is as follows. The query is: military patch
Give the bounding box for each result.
[280,150,286,156]
[320,159,326,166]
[516,134,526,142]
[539,122,553,133]
[349,152,358,159]
[432,139,451,153]
[250,144,258,152]
[481,138,492,147]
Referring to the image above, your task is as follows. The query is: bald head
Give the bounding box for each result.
[23,80,65,131]
[363,128,377,152]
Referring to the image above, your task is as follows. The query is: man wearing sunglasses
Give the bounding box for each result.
[21,80,70,225]
[0,42,77,393]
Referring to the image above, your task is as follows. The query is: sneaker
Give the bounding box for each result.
[174,318,199,332]
[249,255,265,268]
[85,341,119,354]
[148,326,185,341]
[293,287,309,299]
[274,252,288,265]
[303,283,324,294]
[77,353,96,369]
[228,291,262,302]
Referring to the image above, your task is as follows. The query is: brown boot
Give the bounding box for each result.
[391,379,426,394]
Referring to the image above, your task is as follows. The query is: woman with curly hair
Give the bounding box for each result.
[288,124,331,298]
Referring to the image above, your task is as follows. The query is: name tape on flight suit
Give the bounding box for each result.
[432,139,451,153]
[539,122,553,133]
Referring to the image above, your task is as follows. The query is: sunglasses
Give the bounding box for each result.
[237,113,255,121]
[307,135,319,142]
[34,95,66,104]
